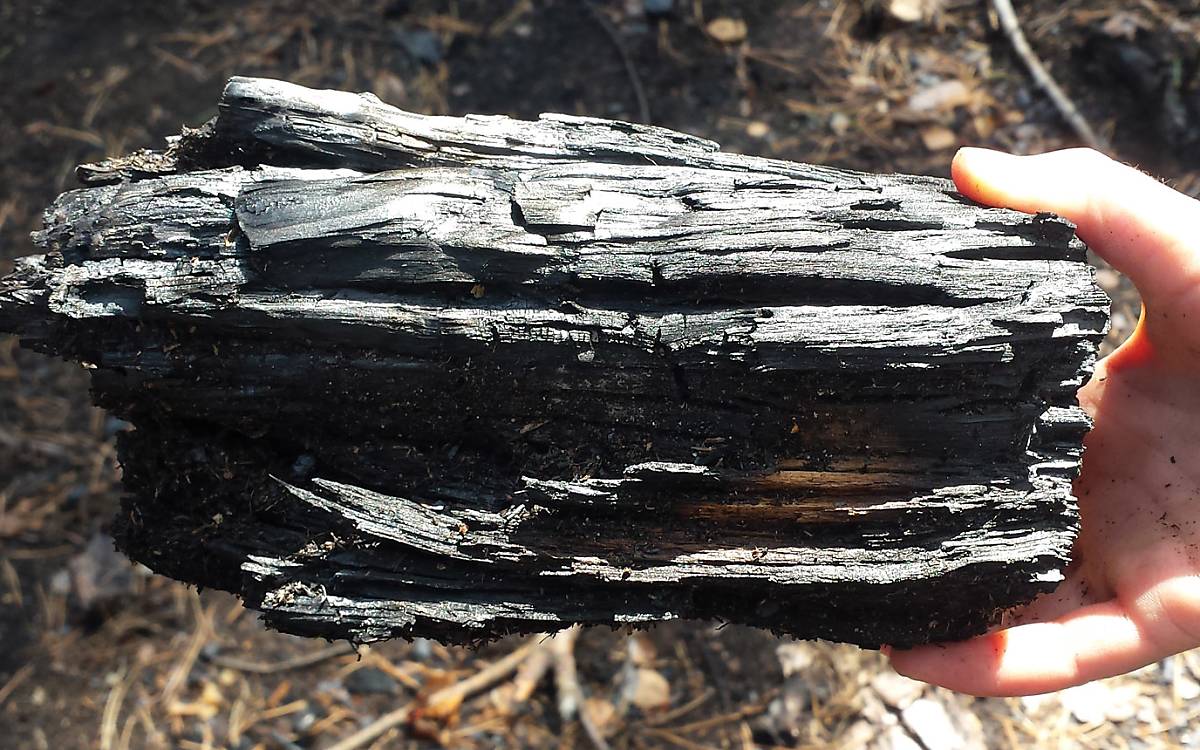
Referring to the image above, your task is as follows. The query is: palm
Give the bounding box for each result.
[889,148,1200,696]
[1059,329,1200,643]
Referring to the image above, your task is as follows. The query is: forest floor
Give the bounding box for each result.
[2,1,1199,748]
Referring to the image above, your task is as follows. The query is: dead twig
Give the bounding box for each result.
[585,2,652,124]
[326,638,540,750]
[661,692,777,735]
[22,122,106,148]
[643,727,714,750]
[160,593,211,705]
[100,665,140,750]
[645,688,715,727]
[0,663,33,708]
[202,641,354,674]
[990,0,1109,152]
[548,626,610,750]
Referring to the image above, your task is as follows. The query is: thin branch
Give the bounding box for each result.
[326,638,540,750]
[991,0,1110,152]
[203,641,354,674]
[585,2,652,124]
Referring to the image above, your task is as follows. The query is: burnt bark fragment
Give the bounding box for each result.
[0,77,1109,647]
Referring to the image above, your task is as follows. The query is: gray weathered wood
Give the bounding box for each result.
[0,77,1108,647]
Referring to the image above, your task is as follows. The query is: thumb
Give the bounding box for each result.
[952,148,1200,309]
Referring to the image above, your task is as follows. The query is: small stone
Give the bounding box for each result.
[706,17,747,44]
[1058,680,1140,724]
[858,689,898,727]
[1094,268,1121,293]
[344,666,399,696]
[870,725,922,750]
[829,112,852,136]
[49,569,72,596]
[69,532,137,611]
[293,710,318,733]
[885,0,942,23]
[1019,692,1054,716]
[393,28,442,65]
[901,698,973,750]
[871,671,924,709]
[317,679,352,705]
[841,720,877,749]
[746,121,770,139]
[291,454,316,477]
[1182,727,1200,748]
[1178,674,1200,701]
[775,641,818,676]
[760,671,832,740]
[411,638,434,661]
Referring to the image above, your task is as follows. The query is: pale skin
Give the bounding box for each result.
[884,147,1200,697]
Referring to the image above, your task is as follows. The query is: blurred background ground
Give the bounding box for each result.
[1,1,1199,748]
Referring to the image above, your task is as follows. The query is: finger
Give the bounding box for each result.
[951,148,1200,308]
[1008,568,1110,626]
[887,600,1158,696]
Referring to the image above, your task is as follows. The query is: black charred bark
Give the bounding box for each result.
[0,77,1109,647]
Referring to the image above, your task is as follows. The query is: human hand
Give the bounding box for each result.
[886,147,1200,696]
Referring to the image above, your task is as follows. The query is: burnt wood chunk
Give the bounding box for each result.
[0,77,1109,647]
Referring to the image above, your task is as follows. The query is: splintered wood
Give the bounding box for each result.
[0,77,1108,647]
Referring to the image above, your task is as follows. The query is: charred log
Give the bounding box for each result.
[0,77,1109,647]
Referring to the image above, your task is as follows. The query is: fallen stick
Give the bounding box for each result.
[991,0,1110,152]
[326,639,540,750]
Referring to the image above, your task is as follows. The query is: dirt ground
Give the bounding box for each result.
[2,1,1199,748]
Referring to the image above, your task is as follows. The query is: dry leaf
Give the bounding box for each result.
[627,632,658,667]
[972,114,996,140]
[746,121,770,139]
[919,125,957,151]
[706,17,747,44]
[583,697,618,736]
[906,80,971,114]
[630,668,671,711]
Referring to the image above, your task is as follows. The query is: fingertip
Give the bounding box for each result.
[951,146,1009,173]
[947,147,1200,304]
[950,147,1023,208]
